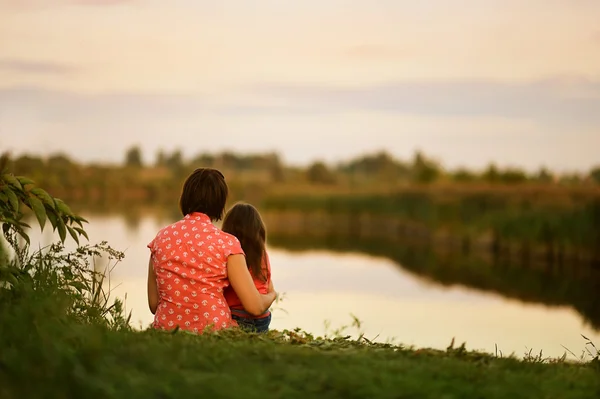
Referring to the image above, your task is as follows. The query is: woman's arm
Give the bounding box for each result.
[147,257,159,314]
[228,254,277,316]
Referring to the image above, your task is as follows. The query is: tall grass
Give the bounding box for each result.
[262,187,600,259]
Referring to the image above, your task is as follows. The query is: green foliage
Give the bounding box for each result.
[124,145,143,168]
[453,168,477,182]
[339,151,410,183]
[499,168,528,184]
[0,240,129,328]
[165,149,184,173]
[481,163,530,184]
[590,166,600,184]
[1,165,599,398]
[1,316,599,398]
[3,148,594,217]
[306,161,337,185]
[264,189,600,254]
[0,160,128,332]
[412,150,442,183]
[0,156,88,249]
[483,163,500,183]
[535,167,554,183]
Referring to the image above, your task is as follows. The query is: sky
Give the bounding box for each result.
[0,0,599,172]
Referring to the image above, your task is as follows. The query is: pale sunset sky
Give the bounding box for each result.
[0,0,599,172]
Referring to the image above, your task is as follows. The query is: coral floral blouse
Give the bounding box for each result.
[147,212,244,333]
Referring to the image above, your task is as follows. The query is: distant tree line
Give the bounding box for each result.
[125,145,600,186]
[2,147,599,206]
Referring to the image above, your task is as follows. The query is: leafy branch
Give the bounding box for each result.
[0,154,88,252]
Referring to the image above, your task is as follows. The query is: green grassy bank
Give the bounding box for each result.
[2,316,600,399]
[1,171,600,399]
[262,186,600,264]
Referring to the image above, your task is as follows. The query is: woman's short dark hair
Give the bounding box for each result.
[179,168,228,221]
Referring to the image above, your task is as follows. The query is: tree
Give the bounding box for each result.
[306,161,336,185]
[191,153,215,168]
[165,149,186,178]
[560,173,582,185]
[166,150,183,171]
[12,154,45,177]
[590,166,600,184]
[482,163,500,183]
[155,150,167,167]
[47,153,78,188]
[535,167,553,183]
[412,151,441,184]
[124,146,143,168]
[341,151,408,181]
[453,168,476,182]
[267,153,285,183]
[498,168,527,184]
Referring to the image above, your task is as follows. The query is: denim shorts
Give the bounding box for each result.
[231,312,272,333]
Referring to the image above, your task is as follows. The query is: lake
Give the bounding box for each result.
[25,212,600,359]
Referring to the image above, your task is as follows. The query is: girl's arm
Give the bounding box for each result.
[147,257,159,314]
[228,254,277,316]
[265,250,274,292]
[268,279,274,293]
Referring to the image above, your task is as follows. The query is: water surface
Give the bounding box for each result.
[26,213,600,359]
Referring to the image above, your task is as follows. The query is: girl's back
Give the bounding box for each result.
[221,202,273,331]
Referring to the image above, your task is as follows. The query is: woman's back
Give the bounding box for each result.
[148,212,244,332]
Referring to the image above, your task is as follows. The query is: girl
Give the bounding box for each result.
[222,202,273,333]
[147,168,277,333]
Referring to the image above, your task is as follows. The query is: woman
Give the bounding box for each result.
[146,168,277,333]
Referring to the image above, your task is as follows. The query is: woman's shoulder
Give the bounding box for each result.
[215,230,245,255]
[218,230,240,244]
[157,219,186,236]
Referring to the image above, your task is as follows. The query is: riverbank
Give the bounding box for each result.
[1,170,599,399]
[261,186,600,266]
[2,309,599,399]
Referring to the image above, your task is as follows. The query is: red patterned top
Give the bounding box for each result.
[147,212,244,333]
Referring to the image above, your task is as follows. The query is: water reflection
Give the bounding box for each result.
[267,233,600,331]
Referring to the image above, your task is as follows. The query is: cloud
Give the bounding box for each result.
[0,83,598,172]
[0,0,133,9]
[3,76,600,131]
[71,0,133,5]
[249,76,600,128]
[345,44,408,61]
[0,59,78,76]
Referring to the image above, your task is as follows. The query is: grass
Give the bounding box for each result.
[2,309,599,399]
[262,188,600,262]
[2,250,598,399]
[1,171,599,399]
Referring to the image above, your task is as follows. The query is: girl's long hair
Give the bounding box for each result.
[221,202,267,282]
